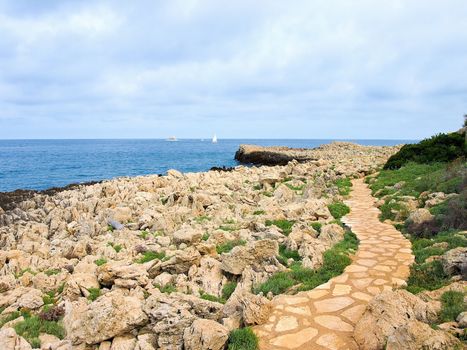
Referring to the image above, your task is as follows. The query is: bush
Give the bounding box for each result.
[439,291,465,322]
[327,202,350,220]
[200,292,225,303]
[335,177,352,196]
[406,260,450,294]
[136,251,166,263]
[94,258,107,266]
[384,132,466,169]
[14,315,65,348]
[228,327,258,350]
[216,239,246,254]
[277,244,301,266]
[222,282,237,300]
[87,288,101,301]
[255,230,357,295]
[265,219,295,236]
[310,222,322,233]
[155,283,177,294]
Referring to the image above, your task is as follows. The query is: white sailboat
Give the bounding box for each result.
[166,136,178,142]
[212,134,218,143]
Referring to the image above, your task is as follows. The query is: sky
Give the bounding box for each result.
[0,0,466,140]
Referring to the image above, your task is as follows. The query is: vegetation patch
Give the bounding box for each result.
[14,313,65,348]
[406,260,450,294]
[310,222,322,233]
[227,327,259,350]
[265,219,295,236]
[94,258,107,266]
[136,250,166,263]
[200,291,225,304]
[439,291,465,323]
[216,239,247,254]
[335,177,352,196]
[255,230,358,295]
[222,282,238,300]
[87,287,101,301]
[154,283,177,294]
[384,132,466,169]
[253,210,265,215]
[44,269,61,276]
[277,244,301,266]
[195,215,211,223]
[327,202,350,220]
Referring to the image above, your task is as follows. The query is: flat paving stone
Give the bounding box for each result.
[253,179,414,350]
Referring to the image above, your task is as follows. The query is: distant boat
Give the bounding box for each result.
[166,136,178,142]
[212,134,218,143]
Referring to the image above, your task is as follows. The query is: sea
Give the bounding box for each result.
[0,139,414,192]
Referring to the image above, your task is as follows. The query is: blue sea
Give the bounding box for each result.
[0,139,413,192]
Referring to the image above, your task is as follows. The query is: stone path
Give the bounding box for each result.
[254,178,414,350]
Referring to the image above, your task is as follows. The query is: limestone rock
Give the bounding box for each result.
[183,319,229,350]
[221,240,278,275]
[386,320,461,350]
[97,261,149,287]
[63,290,148,344]
[110,334,137,350]
[0,327,32,350]
[319,224,345,245]
[441,247,467,277]
[456,311,467,328]
[173,227,202,245]
[239,292,272,326]
[354,290,438,349]
[407,208,433,226]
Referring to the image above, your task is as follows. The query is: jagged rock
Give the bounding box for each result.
[108,207,132,223]
[221,239,278,275]
[188,256,226,297]
[173,227,202,245]
[441,247,467,277]
[386,320,461,350]
[0,287,44,310]
[63,273,99,301]
[97,261,149,287]
[183,319,229,350]
[160,247,201,274]
[319,224,345,245]
[354,290,439,349]
[0,274,16,292]
[63,290,148,345]
[135,334,157,350]
[153,272,173,287]
[457,311,467,327]
[0,327,32,350]
[407,208,434,225]
[110,334,137,350]
[239,292,272,326]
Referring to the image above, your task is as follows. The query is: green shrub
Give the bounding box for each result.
[44,269,61,276]
[94,258,107,266]
[256,230,357,295]
[439,291,465,322]
[201,233,210,241]
[155,283,176,294]
[42,291,55,305]
[140,230,149,239]
[384,132,466,169]
[195,215,210,223]
[216,240,246,254]
[406,260,450,293]
[285,183,305,191]
[14,315,65,348]
[228,327,258,350]
[87,288,101,301]
[253,210,265,215]
[222,282,237,300]
[265,219,295,236]
[327,202,350,220]
[137,251,166,263]
[0,311,21,328]
[200,292,224,303]
[335,178,352,196]
[310,222,322,233]
[277,244,301,265]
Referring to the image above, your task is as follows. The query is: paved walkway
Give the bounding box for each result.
[254,178,414,350]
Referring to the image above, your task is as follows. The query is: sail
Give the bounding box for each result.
[212,134,218,143]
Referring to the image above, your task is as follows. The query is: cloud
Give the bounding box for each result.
[0,0,466,139]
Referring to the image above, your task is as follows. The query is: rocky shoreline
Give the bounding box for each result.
[0,142,400,350]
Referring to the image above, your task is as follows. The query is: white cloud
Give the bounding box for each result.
[0,0,466,138]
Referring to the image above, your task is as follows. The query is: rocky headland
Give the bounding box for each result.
[0,140,463,350]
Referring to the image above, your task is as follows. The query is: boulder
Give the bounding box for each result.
[62,273,99,301]
[407,208,433,226]
[110,334,137,350]
[221,240,278,275]
[441,247,467,277]
[456,311,467,328]
[160,247,201,274]
[97,261,149,287]
[63,290,148,344]
[319,224,345,245]
[0,287,44,310]
[173,227,202,245]
[386,320,461,350]
[0,327,32,350]
[183,319,229,350]
[354,290,438,349]
[239,292,272,326]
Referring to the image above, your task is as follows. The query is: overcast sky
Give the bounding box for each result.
[0,0,466,139]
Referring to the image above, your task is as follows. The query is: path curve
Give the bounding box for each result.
[254,178,414,350]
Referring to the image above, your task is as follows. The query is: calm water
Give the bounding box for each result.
[0,139,413,192]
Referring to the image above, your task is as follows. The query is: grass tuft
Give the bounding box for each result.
[228,327,258,350]
[327,202,350,220]
[265,219,295,236]
[216,240,247,254]
[136,251,166,263]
